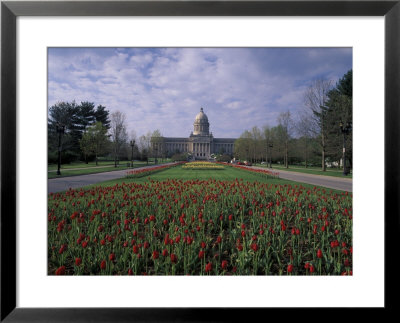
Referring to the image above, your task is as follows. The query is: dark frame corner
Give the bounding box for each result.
[1,1,399,321]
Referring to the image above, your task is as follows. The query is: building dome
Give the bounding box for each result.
[193,107,210,135]
[195,107,209,123]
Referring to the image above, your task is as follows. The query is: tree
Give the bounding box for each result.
[150,129,164,163]
[277,111,293,168]
[95,105,111,130]
[263,125,272,164]
[79,131,92,164]
[138,132,151,165]
[110,111,128,167]
[48,101,111,164]
[295,111,314,168]
[234,130,252,161]
[77,101,96,130]
[324,70,353,169]
[251,126,263,163]
[79,122,109,165]
[304,79,333,171]
[48,101,80,163]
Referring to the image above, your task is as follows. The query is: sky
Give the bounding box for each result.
[48,47,352,139]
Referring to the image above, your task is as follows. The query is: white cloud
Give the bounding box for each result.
[48,47,352,138]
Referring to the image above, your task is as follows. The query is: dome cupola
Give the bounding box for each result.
[193,107,210,135]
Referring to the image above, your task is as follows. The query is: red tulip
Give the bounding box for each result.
[287,264,293,273]
[100,260,106,270]
[205,262,212,273]
[221,260,228,270]
[152,250,159,260]
[58,244,67,254]
[251,243,258,252]
[199,250,205,259]
[75,258,82,266]
[317,249,323,259]
[170,253,178,264]
[55,266,66,275]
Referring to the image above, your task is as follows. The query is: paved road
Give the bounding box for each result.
[252,166,353,192]
[48,163,175,194]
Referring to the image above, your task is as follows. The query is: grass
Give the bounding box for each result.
[255,163,352,178]
[81,164,347,194]
[48,160,117,171]
[48,165,131,179]
[48,158,172,171]
[48,159,172,179]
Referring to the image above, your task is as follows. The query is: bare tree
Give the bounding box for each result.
[304,79,333,171]
[277,111,293,168]
[138,131,152,165]
[295,111,314,168]
[234,130,252,161]
[249,126,262,163]
[150,129,164,163]
[262,125,272,166]
[110,111,128,167]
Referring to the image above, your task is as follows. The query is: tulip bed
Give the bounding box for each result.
[224,163,279,179]
[126,162,185,178]
[182,161,224,170]
[48,164,352,276]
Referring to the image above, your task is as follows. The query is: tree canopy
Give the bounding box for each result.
[48,101,111,164]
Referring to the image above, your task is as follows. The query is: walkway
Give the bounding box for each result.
[252,166,353,192]
[48,163,175,194]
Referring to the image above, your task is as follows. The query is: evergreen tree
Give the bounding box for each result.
[48,101,80,163]
[48,101,111,164]
[95,105,111,130]
[325,69,353,169]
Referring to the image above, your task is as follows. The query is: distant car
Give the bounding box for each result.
[244,161,252,166]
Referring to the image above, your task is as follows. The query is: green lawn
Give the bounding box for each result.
[48,159,172,179]
[255,164,352,178]
[82,164,346,193]
[48,161,116,171]
[48,165,131,179]
[48,159,172,171]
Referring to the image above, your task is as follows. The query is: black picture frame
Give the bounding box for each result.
[1,0,399,321]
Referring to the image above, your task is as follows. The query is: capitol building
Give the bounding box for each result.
[153,108,235,160]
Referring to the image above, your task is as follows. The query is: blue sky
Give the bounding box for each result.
[48,47,352,138]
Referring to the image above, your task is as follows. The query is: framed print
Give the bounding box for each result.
[1,0,399,321]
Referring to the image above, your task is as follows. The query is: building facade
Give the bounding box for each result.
[153,108,236,160]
